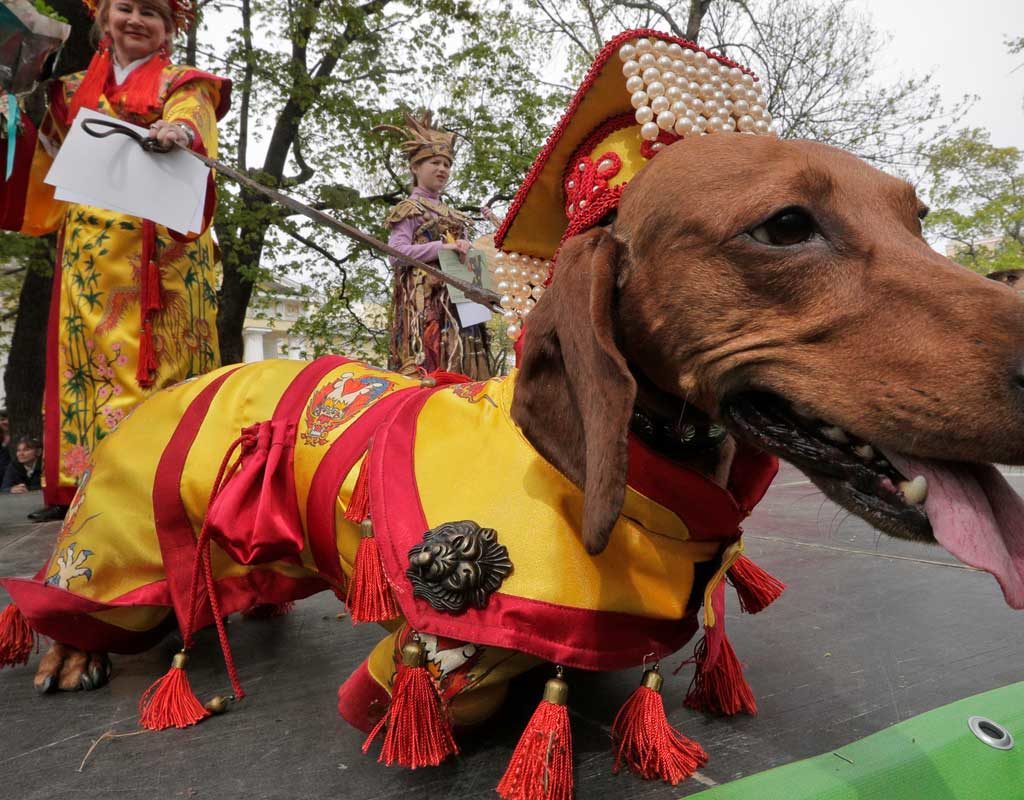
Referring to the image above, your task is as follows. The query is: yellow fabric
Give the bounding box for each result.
[37,360,733,642]
[43,362,304,631]
[407,373,723,620]
[24,69,223,493]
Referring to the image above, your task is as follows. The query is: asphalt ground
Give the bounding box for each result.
[1,464,1022,800]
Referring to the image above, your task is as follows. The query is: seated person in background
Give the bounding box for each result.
[2,437,43,494]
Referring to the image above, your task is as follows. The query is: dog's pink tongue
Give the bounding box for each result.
[885,452,1024,609]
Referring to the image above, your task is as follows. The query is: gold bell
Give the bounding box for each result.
[171,651,189,670]
[641,667,664,694]
[203,695,233,715]
[359,519,374,539]
[543,667,569,706]
[419,376,437,388]
[401,641,427,669]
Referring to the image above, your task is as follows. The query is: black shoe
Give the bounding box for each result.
[27,505,68,523]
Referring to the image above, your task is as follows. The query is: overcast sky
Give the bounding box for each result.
[852,0,1023,149]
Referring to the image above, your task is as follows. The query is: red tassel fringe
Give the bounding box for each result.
[138,654,211,731]
[241,601,295,619]
[344,459,371,523]
[727,555,786,614]
[362,659,458,768]
[0,605,36,668]
[612,684,708,785]
[684,634,757,717]
[497,700,574,800]
[346,528,400,623]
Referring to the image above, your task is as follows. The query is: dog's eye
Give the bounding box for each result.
[749,209,817,246]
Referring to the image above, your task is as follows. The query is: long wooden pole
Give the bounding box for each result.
[181,145,502,309]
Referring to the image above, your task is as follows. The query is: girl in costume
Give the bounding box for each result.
[0,0,230,513]
[382,113,493,380]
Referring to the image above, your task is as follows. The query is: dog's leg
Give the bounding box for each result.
[34,642,111,693]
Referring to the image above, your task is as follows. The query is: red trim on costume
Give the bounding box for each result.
[166,69,233,120]
[625,436,778,540]
[305,388,419,587]
[43,228,75,507]
[151,367,244,630]
[0,571,326,655]
[370,389,701,671]
[495,28,757,252]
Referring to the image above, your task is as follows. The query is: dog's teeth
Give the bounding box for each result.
[821,425,849,444]
[899,475,928,505]
[853,444,875,460]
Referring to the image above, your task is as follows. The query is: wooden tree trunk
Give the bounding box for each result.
[3,240,54,449]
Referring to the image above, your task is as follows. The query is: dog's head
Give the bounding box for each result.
[513,133,1024,606]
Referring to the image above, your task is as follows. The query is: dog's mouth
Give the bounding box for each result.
[724,392,1024,609]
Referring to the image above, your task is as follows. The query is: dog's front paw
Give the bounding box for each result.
[33,643,111,693]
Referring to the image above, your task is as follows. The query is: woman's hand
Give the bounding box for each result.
[148,120,192,149]
[442,239,472,257]
[10,484,27,494]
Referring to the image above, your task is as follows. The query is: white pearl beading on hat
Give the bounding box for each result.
[618,38,772,139]
[491,250,552,339]
[495,37,772,341]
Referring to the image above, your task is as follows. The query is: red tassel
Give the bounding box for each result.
[143,258,163,313]
[344,458,371,523]
[727,555,786,614]
[497,672,574,800]
[346,519,400,623]
[136,323,158,387]
[684,634,757,716]
[67,39,113,124]
[0,605,36,668]
[241,601,294,619]
[138,651,211,731]
[425,369,473,386]
[612,668,708,785]
[362,640,458,768]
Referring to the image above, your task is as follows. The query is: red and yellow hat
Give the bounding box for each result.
[82,0,195,34]
[492,29,773,340]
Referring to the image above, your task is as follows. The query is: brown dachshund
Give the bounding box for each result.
[25,132,1024,694]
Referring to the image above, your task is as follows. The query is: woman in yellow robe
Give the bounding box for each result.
[0,0,230,508]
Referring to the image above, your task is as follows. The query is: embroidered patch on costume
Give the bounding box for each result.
[453,380,497,407]
[45,542,94,590]
[301,371,395,446]
[406,520,513,613]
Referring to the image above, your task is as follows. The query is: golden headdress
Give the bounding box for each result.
[375,111,457,166]
[82,0,195,34]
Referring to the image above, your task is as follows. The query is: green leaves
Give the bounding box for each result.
[923,128,1023,274]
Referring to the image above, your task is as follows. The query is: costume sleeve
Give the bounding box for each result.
[388,216,444,267]
[0,81,70,236]
[161,77,221,239]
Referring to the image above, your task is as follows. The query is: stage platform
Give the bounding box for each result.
[1,464,1021,799]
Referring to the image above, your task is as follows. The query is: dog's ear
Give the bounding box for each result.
[511,227,636,555]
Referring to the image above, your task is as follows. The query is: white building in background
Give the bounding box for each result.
[242,276,314,362]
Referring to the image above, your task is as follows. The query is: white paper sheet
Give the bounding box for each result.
[455,301,492,328]
[45,108,209,234]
